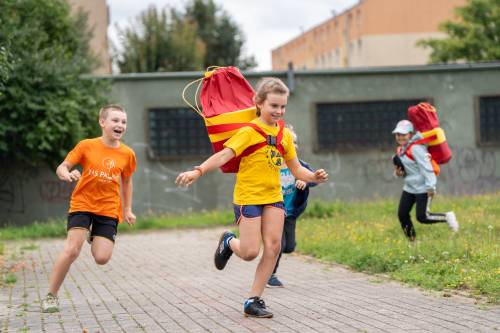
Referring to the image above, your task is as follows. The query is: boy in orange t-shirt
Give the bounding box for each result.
[41,104,137,313]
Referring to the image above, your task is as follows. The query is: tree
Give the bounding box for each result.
[0,46,12,94]
[418,0,500,63]
[115,1,257,73]
[115,6,205,73]
[0,0,109,167]
[185,0,257,69]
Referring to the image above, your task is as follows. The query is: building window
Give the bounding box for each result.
[148,107,212,159]
[478,96,500,145]
[315,99,427,151]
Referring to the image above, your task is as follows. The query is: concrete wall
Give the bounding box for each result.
[2,63,500,225]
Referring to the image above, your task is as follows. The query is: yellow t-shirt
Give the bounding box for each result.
[224,119,297,205]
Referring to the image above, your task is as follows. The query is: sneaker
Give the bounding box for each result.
[266,274,284,288]
[41,293,59,313]
[446,211,459,232]
[214,231,235,270]
[244,297,273,318]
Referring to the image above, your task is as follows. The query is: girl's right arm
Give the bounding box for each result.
[175,148,235,187]
[56,161,80,182]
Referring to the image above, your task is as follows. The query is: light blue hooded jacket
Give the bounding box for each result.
[398,132,437,194]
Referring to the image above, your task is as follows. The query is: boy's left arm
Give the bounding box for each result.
[122,175,136,225]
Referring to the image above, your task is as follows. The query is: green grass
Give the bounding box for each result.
[0,210,234,241]
[4,272,17,284]
[296,194,500,303]
[0,194,498,302]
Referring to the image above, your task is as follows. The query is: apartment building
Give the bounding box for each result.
[272,0,466,70]
[68,0,111,74]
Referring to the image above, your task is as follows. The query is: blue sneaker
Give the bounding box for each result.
[266,274,284,288]
[244,297,273,318]
[214,231,235,270]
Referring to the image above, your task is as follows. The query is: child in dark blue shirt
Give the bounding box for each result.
[267,126,317,287]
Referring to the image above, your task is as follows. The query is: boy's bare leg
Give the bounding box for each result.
[229,217,261,261]
[48,228,87,295]
[249,207,284,297]
[91,236,114,265]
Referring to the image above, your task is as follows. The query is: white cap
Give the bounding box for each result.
[392,120,414,134]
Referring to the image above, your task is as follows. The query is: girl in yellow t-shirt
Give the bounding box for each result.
[176,77,328,318]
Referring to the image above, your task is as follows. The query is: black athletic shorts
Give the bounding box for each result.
[67,212,118,243]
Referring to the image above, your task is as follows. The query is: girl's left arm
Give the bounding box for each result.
[122,175,136,225]
[286,157,328,184]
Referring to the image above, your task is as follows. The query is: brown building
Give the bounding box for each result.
[68,0,111,74]
[272,0,466,70]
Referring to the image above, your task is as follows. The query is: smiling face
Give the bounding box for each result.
[99,109,127,142]
[257,93,287,126]
[395,132,412,146]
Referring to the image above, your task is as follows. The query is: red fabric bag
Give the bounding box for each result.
[183,67,285,173]
[407,102,452,164]
[200,66,255,117]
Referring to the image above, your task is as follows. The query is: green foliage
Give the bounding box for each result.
[185,0,257,69]
[0,46,12,89]
[116,6,206,72]
[116,0,256,73]
[297,194,500,303]
[418,0,500,63]
[0,0,110,167]
[4,272,17,285]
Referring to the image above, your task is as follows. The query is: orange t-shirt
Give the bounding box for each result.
[65,138,137,222]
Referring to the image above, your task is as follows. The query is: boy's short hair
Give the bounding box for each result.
[99,104,126,119]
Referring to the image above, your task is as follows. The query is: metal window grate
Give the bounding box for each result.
[479,96,500,145]
[148,108,212,158]
[315,99,425,151]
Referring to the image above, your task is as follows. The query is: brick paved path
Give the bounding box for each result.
[1,228,499,332]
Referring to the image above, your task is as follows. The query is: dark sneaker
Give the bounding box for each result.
[214,231,235,270]
[266,274,284,288]
[244,297,273,318]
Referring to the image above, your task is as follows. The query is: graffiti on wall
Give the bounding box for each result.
[442,147,500,195]
[38,180,74,202]
[356,146,500,195]
[0,167,25,213]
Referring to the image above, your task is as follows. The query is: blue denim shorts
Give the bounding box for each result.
[233,202,285,224]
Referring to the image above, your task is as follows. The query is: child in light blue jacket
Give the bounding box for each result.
[393,120,458,241]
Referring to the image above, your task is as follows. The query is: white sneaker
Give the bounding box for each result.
[446,212,459,232]
[41,293,59,313]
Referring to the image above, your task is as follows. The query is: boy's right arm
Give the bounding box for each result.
[56,161,81,182]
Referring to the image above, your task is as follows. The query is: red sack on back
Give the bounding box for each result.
[408,102,439,132]
[407,102,452,164]
[183,67,286,173]
[200,66,255,117]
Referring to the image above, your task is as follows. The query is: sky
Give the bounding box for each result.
[107,0,358,71]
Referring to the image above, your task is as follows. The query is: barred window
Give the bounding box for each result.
[478,96,500,145]
[148,108,212,158]
[315,99,425,151]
